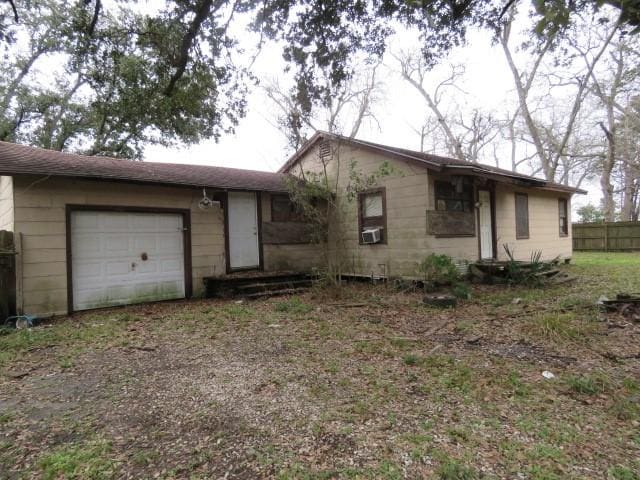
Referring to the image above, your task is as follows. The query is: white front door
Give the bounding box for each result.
[71,211,186,311]
[478,190,494,260]
[227,192,260,269]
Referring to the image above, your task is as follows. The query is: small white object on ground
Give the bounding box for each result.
[542,371,555,379]
[15,318,29,330]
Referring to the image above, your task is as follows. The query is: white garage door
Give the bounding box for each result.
[70,210,186,311]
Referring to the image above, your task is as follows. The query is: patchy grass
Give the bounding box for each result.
[527,312,599,342]
[0,316,132,369]
[572,251,640,267]
[0,252,639,479]
[435,458,477,480]
[565,373,611,396]
[273,297,314,315]
[609,465,640,480]
[38,440,115,480]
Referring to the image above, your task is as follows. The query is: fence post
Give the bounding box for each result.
[604,222,608,252]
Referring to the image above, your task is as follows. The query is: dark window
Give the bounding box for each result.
[515,193,529,239]
[358,188,387,244]
[435,178,474,212]
[559,198,568,236]
[271,194,304,222]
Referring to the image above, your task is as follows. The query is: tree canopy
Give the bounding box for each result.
[0,0,638,157]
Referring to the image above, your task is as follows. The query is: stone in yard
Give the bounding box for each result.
[423,294,457,308]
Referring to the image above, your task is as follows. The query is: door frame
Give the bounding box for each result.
[223,191,264,274]
[65,204,192,314]
[476,186,497,261]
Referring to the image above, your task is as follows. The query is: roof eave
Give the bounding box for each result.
[2,170,290,193]
[278,131,444,174]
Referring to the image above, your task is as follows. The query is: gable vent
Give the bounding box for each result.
[319,140,331,159]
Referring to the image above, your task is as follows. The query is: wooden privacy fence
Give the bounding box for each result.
[572,221,640,251]
[0,230,16,322]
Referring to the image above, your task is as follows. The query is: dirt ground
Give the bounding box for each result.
[1,252,639,479]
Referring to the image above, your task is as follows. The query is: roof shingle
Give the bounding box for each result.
[279,131,586,194]
[0,141,289,192]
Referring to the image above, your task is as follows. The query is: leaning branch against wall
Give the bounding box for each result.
[0,230,16,321]
[572,221,640,251]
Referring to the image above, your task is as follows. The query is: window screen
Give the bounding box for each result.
[363,193,383,218]
[515,193,529,239]
[271,195,304,222]
[559,198,568,236]
[435,178,473,212]
[358,189,386,244]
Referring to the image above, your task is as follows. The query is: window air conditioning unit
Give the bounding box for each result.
[362,227,382,244]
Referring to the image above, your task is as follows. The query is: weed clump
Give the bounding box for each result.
[274,297,314,315]
[417,254,460,291]
[436,459,477,480]
[566,373,610,395]
[528,312,597,342]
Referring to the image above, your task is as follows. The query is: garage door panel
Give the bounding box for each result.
[103,214,129,231]
[131,214,159,231]
[106,261,130,276]
[73,234,102,255]
[134,282,159,298]
[158,235,182,251]
[158,215,183,229]
[161,258,183,273]
[71,211,186,311]
[73,214,100,230]
[134,236,157,251]
[104,235,130,253]
[105,285,131,303]
[74,261,103,280]
[134,260,160,274]
[160,280,184,296]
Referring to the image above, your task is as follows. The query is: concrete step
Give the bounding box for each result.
[236,279,313,295]
[203,272,312,298]
[242,287,310,300]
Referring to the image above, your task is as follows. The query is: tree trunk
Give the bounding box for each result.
[620,162,636,220]
[600,121,616,222]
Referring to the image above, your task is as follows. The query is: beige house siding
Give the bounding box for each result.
[495,184,572,261]
[292,142,450,277]
[12,175,225,316]
[0,175,14,231]
[289,141,574,276]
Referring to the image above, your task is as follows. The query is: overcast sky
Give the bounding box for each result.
[138,9,599,207]
[144,28,517,172]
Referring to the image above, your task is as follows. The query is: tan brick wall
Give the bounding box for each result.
[12,175,225,316]
[291,143,476,277]
[289,141,574,276]
[0,176,14,231]
[495,184,572,261]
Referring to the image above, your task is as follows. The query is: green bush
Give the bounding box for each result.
[417,254,460,290]
[452,282,471,299]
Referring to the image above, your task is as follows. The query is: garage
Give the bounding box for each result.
[69,208,189,312]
